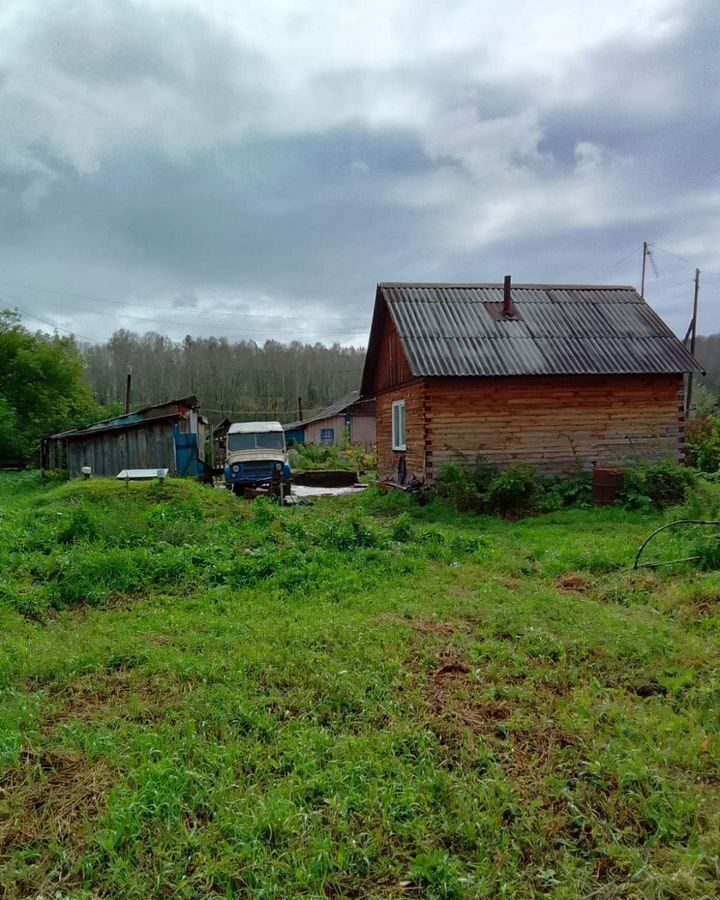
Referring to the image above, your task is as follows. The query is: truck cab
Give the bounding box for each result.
[224,421,291,494]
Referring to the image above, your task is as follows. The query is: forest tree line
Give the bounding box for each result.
[81,330,368,424]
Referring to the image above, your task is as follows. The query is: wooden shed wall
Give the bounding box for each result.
[376,380,426,482]
[303,416,347,445]
[64,421,178,477]
[301,414,376,446]
[424,374,685,480]
[371,307,413,394]
[349,414,376,445]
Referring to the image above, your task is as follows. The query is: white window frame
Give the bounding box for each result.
[391,400,406,451]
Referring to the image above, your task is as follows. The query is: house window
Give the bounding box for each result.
[320,428,335,445]
[391,400,406,451]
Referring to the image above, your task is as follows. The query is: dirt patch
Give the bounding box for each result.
[44,668,182,729]
[411,616,458,638]
[555,572,593,594]
[630,680,668,699]
[504,727,575,778]
[692,599,717,619]
[427,655,514,736]
[434,659,470,678]
[0,747,114,873]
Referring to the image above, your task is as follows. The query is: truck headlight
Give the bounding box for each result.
[231,464,240,474]
[275,462,282,470]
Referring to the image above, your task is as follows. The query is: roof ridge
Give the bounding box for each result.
[379,282,637,291]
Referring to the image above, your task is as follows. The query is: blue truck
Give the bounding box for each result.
[224,421,292,495]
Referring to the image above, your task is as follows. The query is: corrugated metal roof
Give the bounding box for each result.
[283,391,362,431]
[377,283,702,378]
[48,395,198,440]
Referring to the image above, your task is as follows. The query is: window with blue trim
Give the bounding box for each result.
[320,428,335,445]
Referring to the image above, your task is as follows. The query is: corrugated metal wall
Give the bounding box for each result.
[64,421,177,477]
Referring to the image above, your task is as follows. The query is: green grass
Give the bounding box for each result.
[1,472,720,897]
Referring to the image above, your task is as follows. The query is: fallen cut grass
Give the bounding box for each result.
[1,471,720,897]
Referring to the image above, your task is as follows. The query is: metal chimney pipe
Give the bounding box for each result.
[503,275,512,317]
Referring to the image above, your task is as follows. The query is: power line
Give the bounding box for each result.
[592,246,641,283]
[651,244,692,266]
[11,306,105,345]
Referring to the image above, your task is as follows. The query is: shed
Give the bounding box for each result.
[283,391,376,447]
[212,418,232,462]
[360,280,703,483]
[40,396,208,478]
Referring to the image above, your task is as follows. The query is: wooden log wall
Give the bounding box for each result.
[425,374,685,480]
[371,307,413,394]
[376,380,426,482]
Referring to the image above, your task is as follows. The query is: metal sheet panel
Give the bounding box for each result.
[379,283,702,378]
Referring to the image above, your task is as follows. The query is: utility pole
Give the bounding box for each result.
[685,268,701,418]
[297,396,303,422]
[124,367,132,414]
[640,240,648,298]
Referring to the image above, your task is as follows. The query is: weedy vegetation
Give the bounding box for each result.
[1,470,720,897]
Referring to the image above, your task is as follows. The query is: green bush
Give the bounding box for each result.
[391,512,414,542]
[56,505,99,544]
[484,463,537,516]
[434,463,483,512]
[435,458,695,516]
[436,459,538,516]
[541,474,592,510]
[620,461,695,509]
[686,416,720,473]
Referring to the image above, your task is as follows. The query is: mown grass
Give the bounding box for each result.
[1,471,720,898]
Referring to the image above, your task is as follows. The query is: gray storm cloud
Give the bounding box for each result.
[0,0,718,342]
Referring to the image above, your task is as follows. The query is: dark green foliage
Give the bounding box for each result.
[686,415,720,473]
[540,473,593,510]
[436,460,540,516]
[484,463,537,515]
[391,513,415,543]
[620,460,695,509]
[437,458,696,516]
[434,462,483,512]
[0,310,120,459]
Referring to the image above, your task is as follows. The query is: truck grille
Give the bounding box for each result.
[238,461,276,481]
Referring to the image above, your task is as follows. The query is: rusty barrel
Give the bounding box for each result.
[592,467,624,505]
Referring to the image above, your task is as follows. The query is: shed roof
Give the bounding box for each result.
[361,283,702,392]
[283,391,367,431]
[48,395,199,440]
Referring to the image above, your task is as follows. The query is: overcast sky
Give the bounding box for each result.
[1,0,719,345]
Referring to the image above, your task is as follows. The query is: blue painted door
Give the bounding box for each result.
[174,428,201,476]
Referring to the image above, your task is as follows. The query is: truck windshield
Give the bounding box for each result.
[228,432,284,452]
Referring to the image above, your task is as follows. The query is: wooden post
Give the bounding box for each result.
[124,368,132,414]
[685,268,701,418]
[297,396,303,422]
[640,241,648,298]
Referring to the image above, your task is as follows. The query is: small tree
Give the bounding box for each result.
[0,310,100,459]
